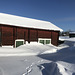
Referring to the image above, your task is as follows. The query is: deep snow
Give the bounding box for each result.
[0,36,75,75]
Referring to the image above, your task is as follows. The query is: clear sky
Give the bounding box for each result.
[0,0,75,31]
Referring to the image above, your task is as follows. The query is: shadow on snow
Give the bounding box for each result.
[37,41,75,75]
[38,62,62,75]
[38,41,75,64]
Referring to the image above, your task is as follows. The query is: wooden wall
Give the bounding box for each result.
[2,26,13,45]
[30,29,38,41]
[38,30,51,38]
[51,31,59,46]
[0,24,59,46]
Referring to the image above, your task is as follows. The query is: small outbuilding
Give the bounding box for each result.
[69,32,75,38]
[0,13,63,47]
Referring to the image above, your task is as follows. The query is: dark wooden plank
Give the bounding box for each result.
[28,29,30,43]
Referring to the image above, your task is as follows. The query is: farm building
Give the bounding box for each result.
[69,32,75,38]
[0,13,63,47]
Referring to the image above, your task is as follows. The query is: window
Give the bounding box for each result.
[38,38,51,44]
[15,39,24,47]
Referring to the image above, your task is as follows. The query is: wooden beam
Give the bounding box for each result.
[0,26,2,46]
[28,29,30,43]
[13,27,17,48]
[37,30,38,42]
[24,32,25,40]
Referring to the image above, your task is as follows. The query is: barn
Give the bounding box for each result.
[0,13,63,47]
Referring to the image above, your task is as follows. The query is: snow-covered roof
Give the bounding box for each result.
[69,32,75,34]
[0,13,63,31]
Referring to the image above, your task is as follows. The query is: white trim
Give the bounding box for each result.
[38,38,51,40]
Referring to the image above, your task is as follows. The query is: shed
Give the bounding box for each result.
[69,32,75,38]
[0,13,63,47]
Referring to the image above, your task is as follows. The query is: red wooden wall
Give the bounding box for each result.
[51,31,59,46]
[38,30,51,38]
[0,24,59,46]
[2,26,13,45]
[30,29,38,41]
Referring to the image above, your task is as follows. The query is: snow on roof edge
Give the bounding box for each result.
[0,13,63,31]
[69,32,75,34]
[0,22,62,32]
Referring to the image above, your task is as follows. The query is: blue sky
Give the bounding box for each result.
[0,0,75,31]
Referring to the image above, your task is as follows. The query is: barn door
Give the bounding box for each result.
[0,32,2,46]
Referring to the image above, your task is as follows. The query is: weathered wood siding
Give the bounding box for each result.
[16,27,28,41]
[16,28,25,39]
[0,26,2,46]
[2,26,13,45]
[30,29,38,41]
[0,24,59,46]
[13,27,28,46]
[51,31,59,46]
[38,30,51,38]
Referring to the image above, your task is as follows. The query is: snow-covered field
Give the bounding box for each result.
[0,36,75,75]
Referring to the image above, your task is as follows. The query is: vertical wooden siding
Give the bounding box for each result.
[30,30,38,41]
[0,24,59,46]
[0,26,2,46]
[16,28,25,39]
[38,30,51,38]
[2,26,13,45]
[16,27,28,41]
[51,31,59,46]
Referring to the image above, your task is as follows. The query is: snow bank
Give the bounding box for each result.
[59,36,69,41]
[57,61,75,75]
[37,37,75,75]
[59,36,75,42]
[1,37,75,56]
[0,42,58,56]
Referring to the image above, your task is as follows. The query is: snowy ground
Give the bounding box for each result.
[0,42,57,56]
[0,36,75,75]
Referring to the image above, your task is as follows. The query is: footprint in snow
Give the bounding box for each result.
[30,64,33,67]
[23,60,44,75]
[27,68,32,73]
[23,69,33,75]
[26,65,33,73]
[26,66,30,70]
[22,72,28,75]
[38,60,41,63]
[38,65,45,70]
[38,60,44,63]
[23,66,33,75]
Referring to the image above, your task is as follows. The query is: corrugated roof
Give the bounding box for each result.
[0,13,63,31]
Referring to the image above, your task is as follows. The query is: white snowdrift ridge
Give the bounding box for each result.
[0,13,63,31]
[57,61,75,75]
[0,42,57,56]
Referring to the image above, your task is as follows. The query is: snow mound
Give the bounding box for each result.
[57,61,75,75]
[0,42,58,56]
[38,62,61,75]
